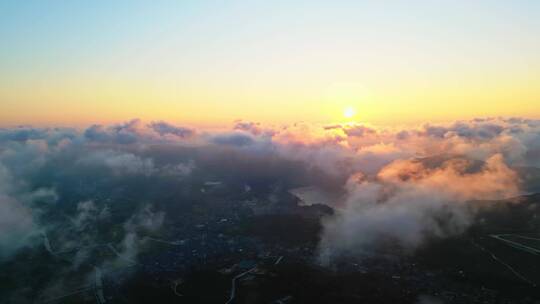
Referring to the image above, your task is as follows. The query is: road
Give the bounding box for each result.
[42,231,54,255]
[471,239,535,286]
[107,244,138,265]
[490,234,540,256]
[41,285,92,303]
[225,267,257,304]
[145,237,185,246]
[94,267,106,304]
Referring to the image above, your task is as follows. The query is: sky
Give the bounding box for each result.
[1,0,539,127]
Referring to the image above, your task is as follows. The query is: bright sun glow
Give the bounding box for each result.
[343,107,356,119]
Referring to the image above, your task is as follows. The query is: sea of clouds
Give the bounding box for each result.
[1,117,539,263]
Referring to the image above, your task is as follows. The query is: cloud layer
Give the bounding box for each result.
[0,117,539,264]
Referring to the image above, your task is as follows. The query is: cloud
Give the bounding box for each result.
[124,204,165,233]
[343,124,376,137]
[421,121,504,140]
[0,194,36,259]
[0,163,54,260]
[84,119,142,144]
[112,205,165,264]
[148,121,194,138]
[78,150,155,176]
[233,120,276,137]
[210,131,256,146]
[71,200,110,231]
[0,127,48,142]
[0,117,539,264]
[83,125,109,142]
[159,161,196,177]
[318,153,519,263]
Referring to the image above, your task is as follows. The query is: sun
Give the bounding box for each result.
[343,107,356,119]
